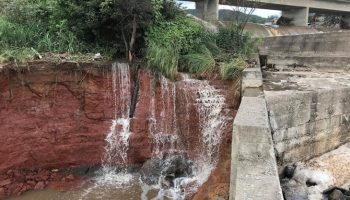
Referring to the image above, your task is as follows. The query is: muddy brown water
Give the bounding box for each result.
[7,173,171,200]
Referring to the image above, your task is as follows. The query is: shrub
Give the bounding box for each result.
[220,57,247,80]
[146,42,180,79]
[56,0,155,57]
[145,15,218,78]
[0,0,158,60]
[216,25,257,58]
[181,46,215,74]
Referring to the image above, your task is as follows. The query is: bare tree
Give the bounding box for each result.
[229,0,261,34]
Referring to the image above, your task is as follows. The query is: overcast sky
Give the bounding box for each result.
[177,1,281,18]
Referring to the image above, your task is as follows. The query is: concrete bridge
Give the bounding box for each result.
[188,0,350,26]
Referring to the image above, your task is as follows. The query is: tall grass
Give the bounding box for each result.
[0,17,41,48]
[146,42,180,79]
[0,15,86,62]
[220,57,247,80]
[181,46,215,74]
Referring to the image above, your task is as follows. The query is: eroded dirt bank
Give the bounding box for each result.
[0,61,239,199]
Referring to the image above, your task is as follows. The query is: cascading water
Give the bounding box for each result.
[6,64,233,200]
[71,67,229,200]
[140,74,229,199]
[103,62,131,170]
[79,63,134,200]
[148,76,182,158]
[177,75,228,191]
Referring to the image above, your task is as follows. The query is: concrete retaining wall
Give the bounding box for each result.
[265,88,350,166]
[259,31,350,70]
[229,67,283,200]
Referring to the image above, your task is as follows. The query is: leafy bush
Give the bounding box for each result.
[0,0,256,81]
[145,15,218,79]
[216,25,257,58]
[0,0,158,61]
[220,57,247,80]
[56,0,155,57]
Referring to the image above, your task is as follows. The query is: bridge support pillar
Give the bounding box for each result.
[196,0,219,21]
[282,7,309,26]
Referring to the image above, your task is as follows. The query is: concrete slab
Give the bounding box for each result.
[230,96,283,200]
[242,68,263,97]
[263,69,350,167]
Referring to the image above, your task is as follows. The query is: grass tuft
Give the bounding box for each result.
[181,46,215,74]
[146,42,179,80]
[220,57,247,80]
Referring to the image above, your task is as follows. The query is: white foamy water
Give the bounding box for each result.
[16,70,229,200]
[182,75,230,191]
[140,74,229,200]
[103,63,131,169]
[82,63,133,199]
[149,76,182,158]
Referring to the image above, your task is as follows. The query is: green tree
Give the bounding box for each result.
[56,0,154,61]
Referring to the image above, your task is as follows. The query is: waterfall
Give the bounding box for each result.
[178,74,229,193]
[103,63,131,169]
[98,63,133,187]
[141,74,229,199]
[79,68,229,200]
[148,76,182,158]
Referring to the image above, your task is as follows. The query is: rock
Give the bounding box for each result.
[7,183,24,196]
[140,155,193,187]
[26,180,36,187]
[94,53,102,60]
[37,170,50,181]
[281,178,308,200]
[34,181,45,190]
[329,189,344,200]
[140,159,163,185]
[65,174,75,181]
[6,170,13,176]
[161,155,193,178]
[283,165,296,179]
[25,174,34,180]
[0,179,11,187]
[306,179,317,187]
[345,190,350,196]
[13,170,25,182]
[0,187,5,198]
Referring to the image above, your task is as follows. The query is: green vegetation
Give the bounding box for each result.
[0,0,256,80]
[145,13,218,78]
[220,57,246,80]
[145,3,256,79]
[216,25,256,58]
[181,46,216,74]
[0,0,86,61]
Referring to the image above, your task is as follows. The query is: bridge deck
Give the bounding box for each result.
[186,0,350,14]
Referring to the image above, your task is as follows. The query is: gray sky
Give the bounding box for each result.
[177,1,281,18]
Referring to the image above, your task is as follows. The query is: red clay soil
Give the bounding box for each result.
[0,61,240,199]
[191,126,235,200]
[191,80,239,200]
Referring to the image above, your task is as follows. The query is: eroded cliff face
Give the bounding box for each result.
[0,61,239,199]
